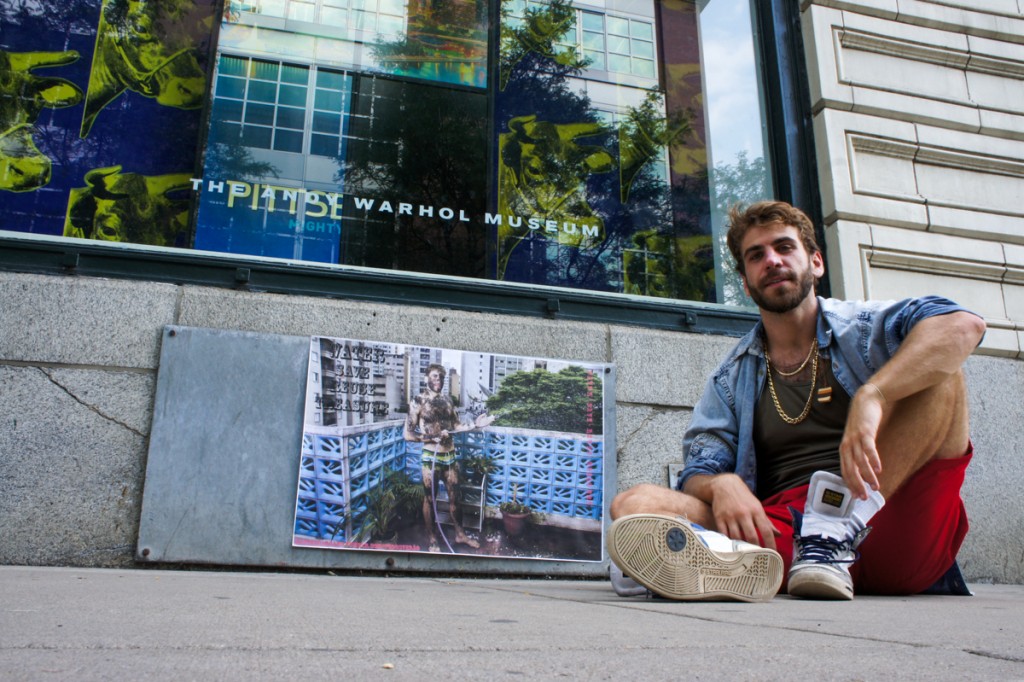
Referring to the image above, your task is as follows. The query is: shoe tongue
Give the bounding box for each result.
[800,515,851,542]
[807,473,853,518]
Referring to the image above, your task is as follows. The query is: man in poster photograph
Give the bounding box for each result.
[404,363,495,552]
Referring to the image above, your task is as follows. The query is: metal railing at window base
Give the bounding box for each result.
[0,234,760,337]
[295,422,607,542]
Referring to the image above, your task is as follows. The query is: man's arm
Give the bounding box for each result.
[403,398,423,442]
[450,413,496,433]
[840,311,986,498]
[683,473,780,551]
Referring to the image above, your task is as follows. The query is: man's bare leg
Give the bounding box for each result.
[791,371,972,599]
[875,370,970,498]
[421,466,440,552]
[445,467,480,549]
[610,483,715,528]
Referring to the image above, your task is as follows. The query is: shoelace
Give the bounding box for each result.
[795,534,860,565]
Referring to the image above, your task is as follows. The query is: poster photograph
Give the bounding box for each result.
[292,336,609,562]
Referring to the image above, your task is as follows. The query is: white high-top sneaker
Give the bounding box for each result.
[788,471,883,600]
[608,514,783,602]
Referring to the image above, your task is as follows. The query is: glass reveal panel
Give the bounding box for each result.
[2,0,775,307]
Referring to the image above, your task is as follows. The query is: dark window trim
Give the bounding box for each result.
[755,0,829,297]
[0,2,815,337]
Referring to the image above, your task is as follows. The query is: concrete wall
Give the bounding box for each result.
[1,270,1022,582]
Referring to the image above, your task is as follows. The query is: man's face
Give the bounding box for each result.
[427,369,444,392]
[739,222,823,314]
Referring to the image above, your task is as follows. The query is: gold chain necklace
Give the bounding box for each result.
[764,344,819,425]
[771,339,817,377]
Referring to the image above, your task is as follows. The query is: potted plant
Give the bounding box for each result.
[499,489,532,537]
[459,450,499,485]
[355,467,423,544]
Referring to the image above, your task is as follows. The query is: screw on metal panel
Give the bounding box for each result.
[386,556,395,567]
[546,298,560,315]
[141,548,151,557]
[235,268,251,283]
[168,329,176,337]
[682,312,697,327]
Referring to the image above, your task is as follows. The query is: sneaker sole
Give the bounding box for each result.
[787,565,854,600]
[607,514,783,603]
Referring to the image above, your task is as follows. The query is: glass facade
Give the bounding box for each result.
[1,0,775,308]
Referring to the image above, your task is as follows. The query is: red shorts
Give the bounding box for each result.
[762,447,972,595]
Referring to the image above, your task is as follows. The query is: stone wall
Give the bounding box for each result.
[1,270,1022,582]
[803,0,1024,357]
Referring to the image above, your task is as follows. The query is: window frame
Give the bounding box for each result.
[0,1,817,336]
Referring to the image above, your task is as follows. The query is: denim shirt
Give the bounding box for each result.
[677,296,976,495]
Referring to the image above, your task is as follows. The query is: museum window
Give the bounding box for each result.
[0,0,813,330]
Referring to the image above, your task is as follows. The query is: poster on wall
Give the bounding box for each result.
[293,336,609,562]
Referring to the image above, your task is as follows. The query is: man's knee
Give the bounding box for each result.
[881,370,970,460]
[610,483,666,519]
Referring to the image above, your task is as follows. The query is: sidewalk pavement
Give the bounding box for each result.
[1,566,1023,681]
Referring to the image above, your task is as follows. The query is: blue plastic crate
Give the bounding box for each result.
[574,487,601,507]
[527,497,553,513]
[316,479,346,504]
[507,465,529,483]
[349,452,368,476]
[315,435,343,458]
[577,455,603,475]
[318,500,346,521]
[550,500,574,516]
[530,451,554,469]
[315,457,345,481]
[463,431,487,448]
[297,476,316,496]
[508,449,531,466]
[527,482,552,500]
[347,432,368,454]
[551,485,575,502]
[320,521,346,542]
[532,436,557,450]
[555,438,580,454]
[294,518,319,537]
[573,502,601,520]
[552,469,577,487]
[553,453,577,471]
[529,467,552,484]
[295,496,317,515]
[350,472,369,497]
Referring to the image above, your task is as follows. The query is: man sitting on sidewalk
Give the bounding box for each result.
[607,200,986,601]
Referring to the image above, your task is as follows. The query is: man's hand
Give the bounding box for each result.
[839,384,887,500]
[474,413,496,429]
[708,474,779,551]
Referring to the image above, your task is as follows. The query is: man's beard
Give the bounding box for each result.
[747,266,815,314]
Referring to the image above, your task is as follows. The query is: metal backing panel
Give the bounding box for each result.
[137,325,613,576]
